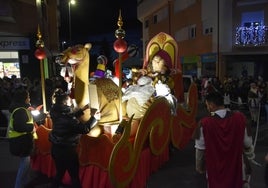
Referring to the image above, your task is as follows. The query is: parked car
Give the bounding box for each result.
[182,75,194,108]
[183,75,193,93]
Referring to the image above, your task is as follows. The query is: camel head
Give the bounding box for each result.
[56,43,92,120]
[57,43,92,84]
[58,43,92,66]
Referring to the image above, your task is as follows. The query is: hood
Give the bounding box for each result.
[9,102,30,113]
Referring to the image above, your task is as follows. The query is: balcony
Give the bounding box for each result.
[235,25,268,46]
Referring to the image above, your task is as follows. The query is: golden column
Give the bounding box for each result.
[113,10,127,122]
[34,26,47,113]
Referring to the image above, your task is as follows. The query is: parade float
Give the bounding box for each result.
[31,13,198,188]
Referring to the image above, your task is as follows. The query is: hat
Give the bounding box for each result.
[94,55,107,78]
[154,50,172,69]
[97,55,108,66]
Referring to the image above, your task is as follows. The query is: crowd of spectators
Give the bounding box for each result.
[0,75,68,109]
[193,75,268,125]
[0,75,68,131]
[1,74,268,127]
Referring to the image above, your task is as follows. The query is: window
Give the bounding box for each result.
[235,11,267,46]
[189,25,196,39]
[203,19,213,35]
[145,20,149,28]
[235,25,267,46]
[0,0,15,23]
[210,27,213,33]
[244,22,260,28]
[204,27,213,35]
[241,11,264,27]
[153,15,158,24]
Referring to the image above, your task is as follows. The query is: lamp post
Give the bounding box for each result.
[68,0,76,43]
[61,41,66,50]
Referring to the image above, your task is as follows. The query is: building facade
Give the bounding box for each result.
[137,0,268,81]
[0,0,59,79]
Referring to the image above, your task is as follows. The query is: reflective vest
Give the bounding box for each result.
[8,107,35,139]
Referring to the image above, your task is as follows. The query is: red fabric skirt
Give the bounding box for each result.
[31,146,169,188]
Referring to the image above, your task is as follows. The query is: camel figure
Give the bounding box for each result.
[59,43,121,136]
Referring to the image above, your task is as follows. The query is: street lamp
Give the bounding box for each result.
[61,41,66,50]
[68,0,76,43]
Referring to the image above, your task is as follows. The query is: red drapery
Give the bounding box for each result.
[31,146,169,188]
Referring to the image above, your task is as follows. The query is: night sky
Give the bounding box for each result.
[58,0,143,71]
[59,0,142,45]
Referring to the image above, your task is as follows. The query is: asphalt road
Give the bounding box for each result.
[1,101,268,188]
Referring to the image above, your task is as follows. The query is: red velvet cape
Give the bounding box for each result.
[201,111,246,188]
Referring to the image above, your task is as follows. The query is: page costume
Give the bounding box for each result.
[195,109,253,188]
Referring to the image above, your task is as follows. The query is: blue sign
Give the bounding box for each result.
[0,37,30,50]
[201,53,216,63]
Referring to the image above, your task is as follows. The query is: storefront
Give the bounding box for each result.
[201,53,216,77]
[0,36,45,80]
[181,54,217,78]
[223,53,268,80]
[181,55,198,76]
[226,61,254,78]
[0,36,30,78]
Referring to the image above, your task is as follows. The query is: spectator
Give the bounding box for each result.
[248,82,262,127]
[7,88,37,188]
[264,81,268,124]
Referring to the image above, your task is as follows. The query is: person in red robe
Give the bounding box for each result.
[194,91,255,188]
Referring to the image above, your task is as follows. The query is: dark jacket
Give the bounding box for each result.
[8,102,34,157]
[49,104,96,147]
[248,90,260,108]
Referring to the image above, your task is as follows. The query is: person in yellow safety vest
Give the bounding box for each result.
[8,87,37,188]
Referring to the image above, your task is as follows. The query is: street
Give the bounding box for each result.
[1,101,268,188]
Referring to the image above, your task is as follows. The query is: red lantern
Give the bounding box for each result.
[35,48,46,60]
[113,39,127,53]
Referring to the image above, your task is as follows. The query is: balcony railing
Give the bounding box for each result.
[235,26,268,46]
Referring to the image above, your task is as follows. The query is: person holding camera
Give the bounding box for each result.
[49,88,98,188]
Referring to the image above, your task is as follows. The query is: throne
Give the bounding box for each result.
[143,32,184,103]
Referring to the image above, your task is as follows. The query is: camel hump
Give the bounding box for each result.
[93,78,120,102]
